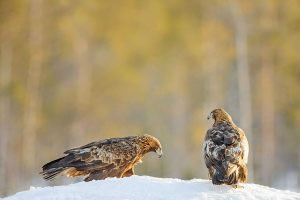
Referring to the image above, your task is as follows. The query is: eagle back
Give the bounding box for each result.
[204,121,242,164]
[63,136,140,170]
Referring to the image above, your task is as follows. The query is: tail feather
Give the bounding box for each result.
[42,156,65,171]
[41,156,68,181]
[41,153,92,181]
[41,167,65,181]
[213,163,248,185]
[213,161,240,185]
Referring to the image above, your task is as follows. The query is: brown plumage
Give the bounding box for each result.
[203,108,249,187]
[41,134,163,181]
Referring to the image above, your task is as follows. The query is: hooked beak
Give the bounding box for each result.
[207,112,213,120]
[156,148,163,158]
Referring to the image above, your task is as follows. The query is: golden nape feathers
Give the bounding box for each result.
[41,134,162,181]
[204,108,249,188]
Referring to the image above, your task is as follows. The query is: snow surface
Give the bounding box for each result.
[3,176,300,200]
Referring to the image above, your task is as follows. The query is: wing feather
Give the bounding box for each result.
[204,122,248,184]
[42,136,140,181]
[64,136,137,154]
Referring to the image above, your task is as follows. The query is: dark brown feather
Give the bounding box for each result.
[41,134,162,181]
[204,109,249,186]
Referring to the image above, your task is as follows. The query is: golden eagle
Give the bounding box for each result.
[203,109,249,188]
[41,134,162,181]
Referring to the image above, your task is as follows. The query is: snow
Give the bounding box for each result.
[3,176,300,200]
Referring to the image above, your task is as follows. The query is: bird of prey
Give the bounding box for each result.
[203,108,249,188]
[41,134,163,181]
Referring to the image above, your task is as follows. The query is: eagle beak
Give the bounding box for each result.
[207,113,213,120]
[156,148,163,158]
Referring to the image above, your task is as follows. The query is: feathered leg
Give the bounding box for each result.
[238,163,248,183]
[122,168,134,177]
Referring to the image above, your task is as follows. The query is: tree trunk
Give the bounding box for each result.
[260,50,275,185]
[22,0,44,179]
[230,0,254,182]
[71,35,91,146]
[168,63,188,178]
[0,31,12,197]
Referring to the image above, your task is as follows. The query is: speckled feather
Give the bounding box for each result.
[41,135,162,181]
[203,109,248,186]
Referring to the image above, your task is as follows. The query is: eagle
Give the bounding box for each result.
[41,134,163,181]
[203,108,249,188]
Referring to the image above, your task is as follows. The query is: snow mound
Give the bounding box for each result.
[3,176,300,200]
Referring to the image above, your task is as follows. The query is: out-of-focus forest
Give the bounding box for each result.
[1,0,300,196]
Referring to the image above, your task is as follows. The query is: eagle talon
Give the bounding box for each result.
[231,184,244,189]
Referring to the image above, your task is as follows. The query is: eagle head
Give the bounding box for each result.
[139,134,163,158]
[207,108,233,124]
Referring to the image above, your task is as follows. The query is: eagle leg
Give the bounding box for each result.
[238,163,248,183]
[122,168,134,178]
[207,167,214,180]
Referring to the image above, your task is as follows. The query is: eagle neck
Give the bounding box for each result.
[136,139,151,155]
[213,119,235,127]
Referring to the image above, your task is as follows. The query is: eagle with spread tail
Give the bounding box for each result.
[41,134,162,181]
[203,109,249,188]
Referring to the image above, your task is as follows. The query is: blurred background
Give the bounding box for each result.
[1,0,300,197]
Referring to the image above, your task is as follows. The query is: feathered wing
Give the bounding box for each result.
[203,122,248,185]
[41,136,140,181]
[237,128,249,182]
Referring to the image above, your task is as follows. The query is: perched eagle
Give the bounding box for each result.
[203,108,249,188]
[41,134,162,181]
